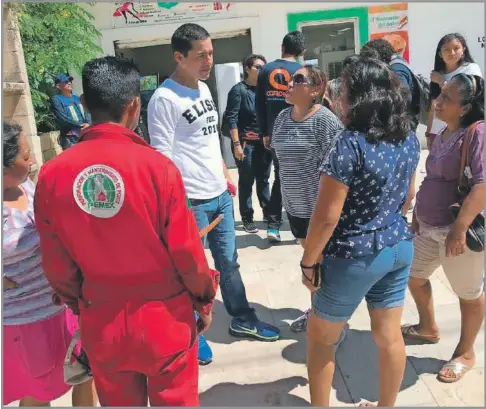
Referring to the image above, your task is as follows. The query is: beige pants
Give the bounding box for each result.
[411,233,485,300]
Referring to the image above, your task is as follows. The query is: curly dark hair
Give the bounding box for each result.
[449,74,484,127]
[243,54,267,79]
[3,122,22,168]
[360,39,396,63]
[341,57,411,143]
[343,54,361,69]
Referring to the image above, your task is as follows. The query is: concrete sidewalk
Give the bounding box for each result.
[197,152,484,407]
[12,152,484,407]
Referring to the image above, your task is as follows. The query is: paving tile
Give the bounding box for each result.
[420,368,484,407]
[280,328,355,407]
[405,303,484,372]
[10,161,482,408]
[335,327,437,406]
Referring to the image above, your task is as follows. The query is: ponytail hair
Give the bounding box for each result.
[451,73,484,127]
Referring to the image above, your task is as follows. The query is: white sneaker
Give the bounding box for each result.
[290,309,311,332]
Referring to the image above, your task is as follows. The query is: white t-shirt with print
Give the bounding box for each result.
[148,78,227,200]
[431,63,483,134]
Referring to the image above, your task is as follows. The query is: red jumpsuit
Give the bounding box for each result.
[34,123,219,406]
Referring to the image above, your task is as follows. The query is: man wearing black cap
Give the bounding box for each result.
[51,74,90,150]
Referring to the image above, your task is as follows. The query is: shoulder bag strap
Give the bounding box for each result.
[459,120,483,188]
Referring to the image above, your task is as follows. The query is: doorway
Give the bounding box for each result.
[114,29,253,168]
[288,6,369,79]
[301,20,358,79]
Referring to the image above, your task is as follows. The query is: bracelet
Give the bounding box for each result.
[233,140,241,146]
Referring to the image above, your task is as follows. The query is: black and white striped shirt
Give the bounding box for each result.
[271,106,343,218]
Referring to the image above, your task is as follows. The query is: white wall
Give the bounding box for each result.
[407,3,484,76]
[78,2,484,92]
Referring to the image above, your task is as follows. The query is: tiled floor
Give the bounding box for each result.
[10,152,484,407]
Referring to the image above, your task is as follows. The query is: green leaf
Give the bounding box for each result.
[17,3,102,131]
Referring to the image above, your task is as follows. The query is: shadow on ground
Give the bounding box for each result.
[235,233,297,250]
[204,300,304,345]
[200,376,310,406]
[281,327,446,404]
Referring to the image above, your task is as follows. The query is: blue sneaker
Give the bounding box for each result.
[197,334,213,366]
[267,228,281,243]
[229,318,280,342]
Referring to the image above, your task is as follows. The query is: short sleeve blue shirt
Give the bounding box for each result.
[320,130,420,259]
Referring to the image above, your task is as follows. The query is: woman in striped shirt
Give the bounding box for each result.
[271,65,343,332]
[3,122,96,406]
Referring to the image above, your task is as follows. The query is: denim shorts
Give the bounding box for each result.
[312,239,414,323]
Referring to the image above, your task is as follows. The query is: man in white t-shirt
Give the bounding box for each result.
[148,23,280,365]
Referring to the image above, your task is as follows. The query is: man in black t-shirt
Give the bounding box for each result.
[255,31,306,243]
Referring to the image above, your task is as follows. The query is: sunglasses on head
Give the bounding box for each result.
[292,73,312,85]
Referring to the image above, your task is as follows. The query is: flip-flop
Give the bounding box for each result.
[438,360,472,383]
[401,324,440,344]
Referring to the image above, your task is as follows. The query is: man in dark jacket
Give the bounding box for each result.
[50,74,90,150]
[255,31,306,243]
[226,54,272,233]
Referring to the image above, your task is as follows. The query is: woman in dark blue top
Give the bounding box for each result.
[300,57,420,407]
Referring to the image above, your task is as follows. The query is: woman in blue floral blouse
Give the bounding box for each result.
[300,57,420,407]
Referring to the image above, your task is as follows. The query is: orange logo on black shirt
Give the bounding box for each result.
[267,68,291,98]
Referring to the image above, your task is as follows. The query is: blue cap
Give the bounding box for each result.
[55,74,73,84]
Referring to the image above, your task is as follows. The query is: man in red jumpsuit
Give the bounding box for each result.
[34,56,219,406]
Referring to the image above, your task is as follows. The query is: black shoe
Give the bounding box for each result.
[243,220,258,233]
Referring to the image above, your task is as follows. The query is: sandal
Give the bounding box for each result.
[401,324,440,344]
[438,360,473,383]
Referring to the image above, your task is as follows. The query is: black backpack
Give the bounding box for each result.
[221,82,248,138]
[390,57,431,126]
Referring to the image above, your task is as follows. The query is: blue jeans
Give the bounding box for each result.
[312,239,414,322]
[190,191,257,322]
[234,142,272,221]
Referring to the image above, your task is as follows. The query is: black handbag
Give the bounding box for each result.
[450,120,485,253]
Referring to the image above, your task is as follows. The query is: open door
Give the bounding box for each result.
[288,7,369,79]
[214,62,243,169]
[301,20,359,79]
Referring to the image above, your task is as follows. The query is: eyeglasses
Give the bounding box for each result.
[291,73,312,85]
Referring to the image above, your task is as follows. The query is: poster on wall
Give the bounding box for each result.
[111,2,239,28]
[368,3,409,62]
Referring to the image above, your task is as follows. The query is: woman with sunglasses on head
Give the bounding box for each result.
[426,33,482,148]
[271,65,343,333]
[403,74,484,383]
[225,54,272,233]
[300,57,419,407]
